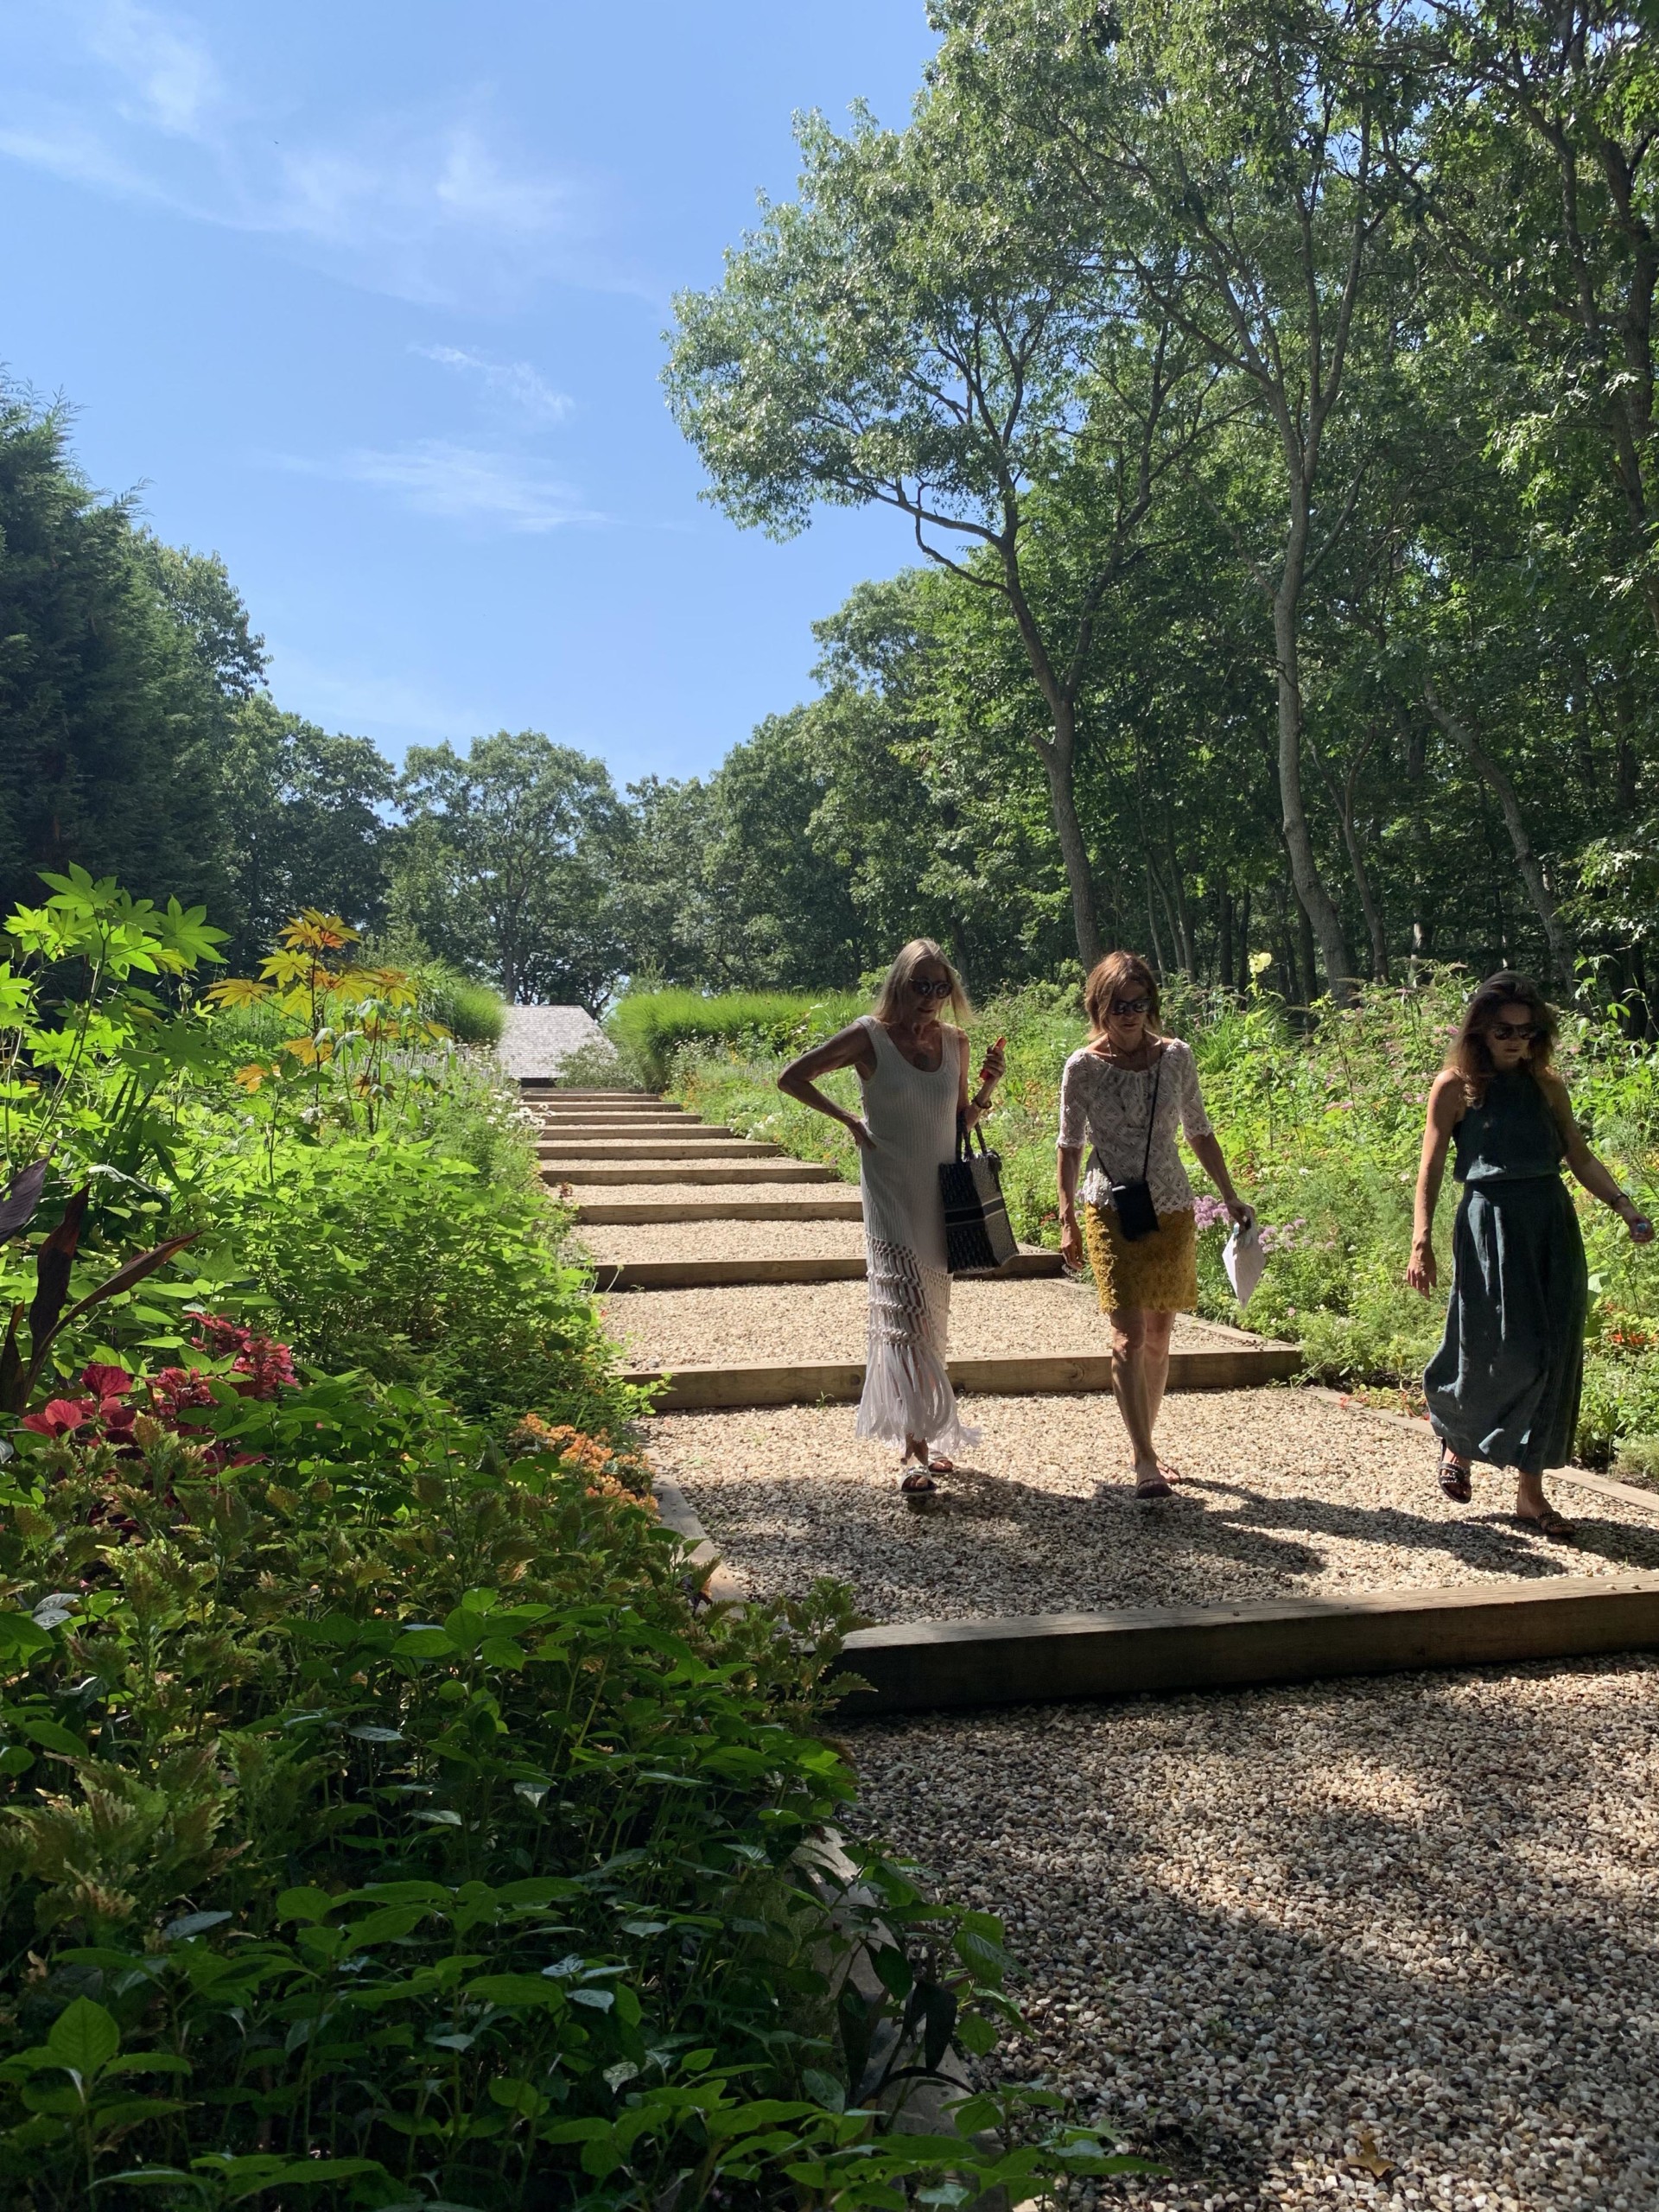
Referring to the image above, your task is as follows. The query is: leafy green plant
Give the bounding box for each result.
[608,990,862,1090]
[0,1378,1137,2209]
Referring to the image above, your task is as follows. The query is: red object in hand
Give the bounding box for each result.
[980,1035,1006,1084]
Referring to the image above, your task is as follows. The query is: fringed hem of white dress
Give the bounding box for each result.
[855,1236,981,1455]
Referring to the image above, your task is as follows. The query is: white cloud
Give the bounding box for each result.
[267,652,486,744]
[410,343,572,423]
[271,441,602,533]
[0,4,595,308]
[86,0,221,137]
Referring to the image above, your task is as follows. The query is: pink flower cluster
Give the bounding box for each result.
[1192,1194,1231,1232]
[1256,1217,1306,1255]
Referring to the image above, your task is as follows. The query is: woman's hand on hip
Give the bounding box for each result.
[848,1116,876,1153]
[1406,1236,1438,1295]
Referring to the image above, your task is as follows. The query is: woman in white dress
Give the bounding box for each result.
[778,941,1006,1503]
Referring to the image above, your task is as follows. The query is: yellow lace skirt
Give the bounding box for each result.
[1084,1202,1198,1314]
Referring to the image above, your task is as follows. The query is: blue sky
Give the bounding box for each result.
[0,0,940,785]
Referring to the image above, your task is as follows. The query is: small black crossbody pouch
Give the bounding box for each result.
[1106,1050,1163,1243]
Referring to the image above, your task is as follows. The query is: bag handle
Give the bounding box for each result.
[956,1112,991,1163]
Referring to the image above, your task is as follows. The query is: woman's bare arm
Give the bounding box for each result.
[1408,1071,1464,1294]
[778,1023,878,1148]
[1057,1144,1084,1270]
[1540,1075,1656,1238]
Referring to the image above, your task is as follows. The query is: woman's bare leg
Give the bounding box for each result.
[1109,1307,1164,1488]
[1142,1309,1176,1435]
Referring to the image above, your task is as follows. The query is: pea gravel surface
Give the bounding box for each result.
[652,1391,1659,1617]
[599,1277,1262,1369]
[845,1656,1659,2211]
[573,1220,870,1263]
[550,1179,864,1211]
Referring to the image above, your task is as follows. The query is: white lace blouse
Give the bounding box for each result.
[1057,1039,1213,1214]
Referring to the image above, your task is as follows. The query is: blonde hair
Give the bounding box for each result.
[872,938,972,1027]
[1083,951,1162,1039]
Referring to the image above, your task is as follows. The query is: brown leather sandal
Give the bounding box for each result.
[1517,1504,1576,1544]
[1437,1442,1472,1503]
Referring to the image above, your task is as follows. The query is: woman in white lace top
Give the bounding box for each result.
[1057,951,1253,1497]
[778,941,1005,1504]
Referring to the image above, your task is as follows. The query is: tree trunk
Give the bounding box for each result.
[1218,887,1234,994]
[1269,879,1300,1004]
[1236,887,1252,995]
[1422,682,1576,992]
[1311,728,1389,983]
[1036,702,1102,971]
[1143,862,1166,975]
[1273,523,1355,1001]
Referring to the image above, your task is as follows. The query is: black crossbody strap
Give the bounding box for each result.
[1140,1050,1164,1181]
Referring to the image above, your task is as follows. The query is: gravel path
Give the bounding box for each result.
[555,1179,857,1209]
[847,1657,1659,2211]
[654,1391,1659,1618]
[575,1221,869,1262]
[600,1277,1264,1367]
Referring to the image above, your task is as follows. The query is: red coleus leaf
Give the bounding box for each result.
[80,1363,133,1402]
[22,1396,96,1437]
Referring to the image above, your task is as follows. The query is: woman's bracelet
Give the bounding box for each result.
[971,1090,995,1113]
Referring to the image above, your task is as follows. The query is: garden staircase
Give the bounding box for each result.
[522,1084,1299,1410]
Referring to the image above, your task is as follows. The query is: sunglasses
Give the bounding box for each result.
[1489,1021,1539,1042]
[911,977,953,998]
[1110,996,1152,1017]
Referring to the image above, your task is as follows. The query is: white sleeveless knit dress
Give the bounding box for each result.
[854,1015,979,1456]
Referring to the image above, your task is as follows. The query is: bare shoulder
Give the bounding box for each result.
[1427,1068,1467,1123]
[784,1018,873,1078]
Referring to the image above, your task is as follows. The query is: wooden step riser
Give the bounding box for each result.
[832,1573,1659,1715]
[576,1199,866,1224]
[631,1346,1300,1409]
[593,1253,1065,1288]
[546,1165,837,1186]
[519,1087,661,1099]
[537,1142,780,1160]
[534,1129,742,1143]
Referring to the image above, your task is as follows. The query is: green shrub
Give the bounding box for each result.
[0,1381,1132,2210]
[416,962,505,1046]
[1612,1433,1659,1491]
[608,989,861,1088]
[196,1136,642,1434]
[553,1035,640,1090]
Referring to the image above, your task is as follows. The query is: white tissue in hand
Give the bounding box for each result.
[1224,1222,1266,1309]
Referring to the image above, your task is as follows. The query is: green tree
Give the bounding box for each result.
[665,98,1209,968]
[0,391,260,921]
[391,731,626,1009]
[215,698,396,965]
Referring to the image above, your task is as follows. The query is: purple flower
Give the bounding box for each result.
[1193,1194,1230,1231]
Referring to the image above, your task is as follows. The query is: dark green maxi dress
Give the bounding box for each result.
[1423,1070,1587,1476]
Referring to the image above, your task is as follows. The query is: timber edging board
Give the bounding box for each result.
[547,1164,839,1187]
[593,1250,1067,1289]
[832,1573,1659,1715]
[629,1344,1300,1409]
[577,1197,867,1224]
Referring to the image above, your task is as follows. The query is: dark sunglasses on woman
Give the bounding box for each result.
[1490,1021,1539,1042]
[911,977,953,997]
[1110,996,1152,1017]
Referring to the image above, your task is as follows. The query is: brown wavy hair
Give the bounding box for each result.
[1083,951,1162,1039]
[871,938,973,1027]
[1446,971,1558,1101]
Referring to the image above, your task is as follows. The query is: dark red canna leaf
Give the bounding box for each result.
[26,1189,88,1352]
[50,1232,200,1344]
[0,1160,49,1243]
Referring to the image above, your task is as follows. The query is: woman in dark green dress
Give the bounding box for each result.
[1408,973,1653,1541]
